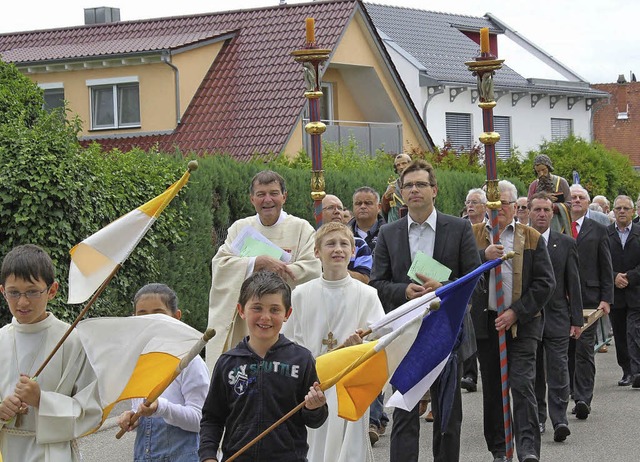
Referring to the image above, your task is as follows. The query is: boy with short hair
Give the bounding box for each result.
[199,271,327,462]
[0,244,102,461]
[283,222,385,462]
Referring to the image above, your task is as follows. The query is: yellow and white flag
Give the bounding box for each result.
[67,169,191,304]
[76,314,203,431]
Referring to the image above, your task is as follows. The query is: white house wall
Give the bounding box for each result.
[426,91,592,155]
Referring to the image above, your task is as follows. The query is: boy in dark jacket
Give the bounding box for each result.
[199,271,327,462]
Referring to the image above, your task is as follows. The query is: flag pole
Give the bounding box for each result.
[225,341,381,462]
[331,299,443,351]
[115,328,216,439]
[465,29,514,460]
[32,161,198,378]
[32,264,121,379]
[12,264,121,427]
[226,304,434,462]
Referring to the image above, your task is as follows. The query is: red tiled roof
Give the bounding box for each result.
[0,21,233,63]
[3,1,403,160]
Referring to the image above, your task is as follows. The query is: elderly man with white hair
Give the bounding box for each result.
[471,180,555,462]
[465,188,487,225]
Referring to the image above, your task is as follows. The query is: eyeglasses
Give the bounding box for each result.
[500,200,515,207]
[3,286,51,300]
[401,182,432,191]
[322,205,344,212]
[465,200,485,206]
[517,205,528,211]
[614,206,632,211]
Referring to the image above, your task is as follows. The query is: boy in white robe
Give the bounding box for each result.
[0,244,102,462]
[283,222,385,462]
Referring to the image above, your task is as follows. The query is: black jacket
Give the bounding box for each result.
[199,335,328,462]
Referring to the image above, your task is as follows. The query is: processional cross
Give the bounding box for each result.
[322,331,337,351]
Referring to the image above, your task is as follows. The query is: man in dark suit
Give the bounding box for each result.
[471,181,555,462]
[607,195,640,388]
[370,159,480,462]
[529,193,583,443]
[568,184,614,419]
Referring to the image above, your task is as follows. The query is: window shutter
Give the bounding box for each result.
[445,113,472,150]
[494,116,512,159]
[551,118,573,141]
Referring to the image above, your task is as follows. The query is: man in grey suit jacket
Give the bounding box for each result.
[370,159,480,462]
[607,195,640,388]
[568,184,614,420]
[529,193,583,443]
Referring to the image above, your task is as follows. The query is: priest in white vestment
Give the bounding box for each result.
[283,222,384,462]
[206,170,321,371]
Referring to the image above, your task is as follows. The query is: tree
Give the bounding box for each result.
[0,60,188,326]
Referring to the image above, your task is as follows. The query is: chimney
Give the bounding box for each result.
[616,74,629,120]
[84,7,121,25]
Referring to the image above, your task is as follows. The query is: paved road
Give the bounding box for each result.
[79,342,640,461]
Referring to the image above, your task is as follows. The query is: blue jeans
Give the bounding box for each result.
[134,415,199,462]
[369,392,389,428]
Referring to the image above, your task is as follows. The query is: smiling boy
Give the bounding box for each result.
[199,271,327,462]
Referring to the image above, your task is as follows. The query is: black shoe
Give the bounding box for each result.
[618,374,633,386]
[575,400,590,420]
[522,455,539,462]
[633,374,640,388]
[461,376,477,392]
[539,422,545,434]
[492,456,506,462]
[553,423,571,442]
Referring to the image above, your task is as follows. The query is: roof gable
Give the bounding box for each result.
[364,3,528,88]
[364,2,608,100]
[169,1,359,159]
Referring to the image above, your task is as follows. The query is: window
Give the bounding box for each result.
[494,116,512,159]
[551,118,573,141]
[87,77,140,129]
[445,112,473,150]
[39,83,65,112]
[320,82,334,123]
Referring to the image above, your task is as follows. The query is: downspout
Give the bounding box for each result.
[161,51,181,125]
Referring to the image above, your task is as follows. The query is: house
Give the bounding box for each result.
[0,1,433,160]
[364,3,610,158]
[592,74,640,168]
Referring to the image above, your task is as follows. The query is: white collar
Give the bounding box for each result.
[407,208,437,231]
[256,210,287,226]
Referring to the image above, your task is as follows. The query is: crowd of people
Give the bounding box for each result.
[1,153,640,462]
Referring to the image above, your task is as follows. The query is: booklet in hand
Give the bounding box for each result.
[407,251,452,284]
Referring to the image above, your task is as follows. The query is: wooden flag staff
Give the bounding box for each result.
[116,328,216,439]
[13,162,198,428]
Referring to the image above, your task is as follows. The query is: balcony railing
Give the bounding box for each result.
[302,119,403,156]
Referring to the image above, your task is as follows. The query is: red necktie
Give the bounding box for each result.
[571,221,579,239]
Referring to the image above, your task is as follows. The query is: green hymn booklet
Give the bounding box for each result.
[407,251,452,284]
